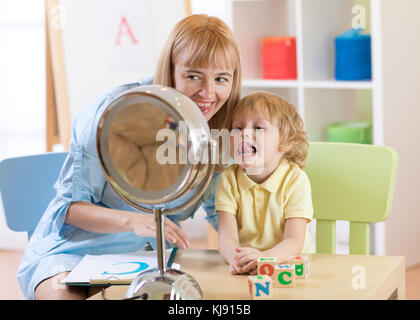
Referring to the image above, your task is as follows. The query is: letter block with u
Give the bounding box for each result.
[274,264,295,288]
[248,275,274,299]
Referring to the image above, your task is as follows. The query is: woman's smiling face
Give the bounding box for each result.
[173,53,234,122]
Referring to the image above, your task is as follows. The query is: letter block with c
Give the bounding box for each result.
[274,264,295,288]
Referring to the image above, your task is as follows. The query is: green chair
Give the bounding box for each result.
[304,142,398,255]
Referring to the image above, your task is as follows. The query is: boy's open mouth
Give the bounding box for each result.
[238,141,257,157]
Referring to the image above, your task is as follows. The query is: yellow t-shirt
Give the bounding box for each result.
[215,161,314,253]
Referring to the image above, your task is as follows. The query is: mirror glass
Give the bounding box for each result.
[108,101,184,192]
[97,91,197,206]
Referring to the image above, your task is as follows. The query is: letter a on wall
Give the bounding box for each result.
[103,0,155,72]
[115,15,139,46]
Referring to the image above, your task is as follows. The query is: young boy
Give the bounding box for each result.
[215,91,313,275]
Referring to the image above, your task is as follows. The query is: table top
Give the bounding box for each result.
[89,249,405,300]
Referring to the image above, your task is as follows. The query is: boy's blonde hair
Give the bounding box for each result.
[232,91,309,169]
[154,14,242,131]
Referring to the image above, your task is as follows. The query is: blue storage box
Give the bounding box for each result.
[335,29,371,80]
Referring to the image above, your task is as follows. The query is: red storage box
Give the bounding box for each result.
[262,37,297,79]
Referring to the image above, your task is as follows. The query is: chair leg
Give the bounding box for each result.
[316,219,336,254]
[349,222,370,255]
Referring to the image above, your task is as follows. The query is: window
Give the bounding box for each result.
[0,0,45,249]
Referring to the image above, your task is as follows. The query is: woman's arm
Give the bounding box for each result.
[217,211,241,271]
[65,201,190,249]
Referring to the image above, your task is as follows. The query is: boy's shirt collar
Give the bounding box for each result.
[237,160,291,193]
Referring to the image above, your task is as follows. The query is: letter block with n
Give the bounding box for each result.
[288,256,309,279]
[248,275,274,299]
[274,264,295,288]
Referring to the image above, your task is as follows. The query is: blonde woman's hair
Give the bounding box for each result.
[154,14,242,131]
[232,91,309,169]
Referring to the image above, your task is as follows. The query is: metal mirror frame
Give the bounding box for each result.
[96,85,217,215]
[97,93,190,205]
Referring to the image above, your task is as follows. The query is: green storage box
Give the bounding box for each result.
[327,121,372,144]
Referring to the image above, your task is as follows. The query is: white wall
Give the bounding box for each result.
[382,0,420,267]
[0,0,46,249]
[59,0,186,122]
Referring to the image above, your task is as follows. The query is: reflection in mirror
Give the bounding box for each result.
[108,102,184,192]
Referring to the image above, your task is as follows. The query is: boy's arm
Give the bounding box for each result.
[237,217,307,273]
[217,211,241,270]
[265,217,307,261]
[262,170,312,263]
[239,217,307,273]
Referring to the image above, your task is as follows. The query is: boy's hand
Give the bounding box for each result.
[234,247,262,274]
[228,263,241,275]
[228,261,257,275]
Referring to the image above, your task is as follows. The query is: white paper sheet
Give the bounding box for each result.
[62,249,176,285]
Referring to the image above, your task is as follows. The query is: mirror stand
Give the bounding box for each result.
[124,206,203,300]
[154,207,167,277]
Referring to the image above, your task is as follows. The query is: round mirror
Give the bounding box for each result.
[97,85,215,212]
[96,85,217,300]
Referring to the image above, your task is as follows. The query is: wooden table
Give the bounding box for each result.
[89,249,405,300]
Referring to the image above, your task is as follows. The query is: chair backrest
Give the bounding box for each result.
[304,142,398,255]
[0,152,67,239]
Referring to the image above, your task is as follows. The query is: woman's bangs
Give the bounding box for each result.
[184,32,237,70]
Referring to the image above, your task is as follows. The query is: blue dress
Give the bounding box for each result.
[17,78,220,299]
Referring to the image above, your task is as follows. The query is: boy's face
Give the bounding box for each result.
[230,105,286,176]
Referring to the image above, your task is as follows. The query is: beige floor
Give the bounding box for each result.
[1,242,420,300]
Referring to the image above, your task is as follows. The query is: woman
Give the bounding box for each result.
[17,14,242,300]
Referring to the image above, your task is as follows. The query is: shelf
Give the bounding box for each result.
[242,79,299,88]
[304,88,372,142]
[242,79,373,90]
[241,85,298,107]
[301,0,355,81]
[232,0,295,79]
[303,80,373,90]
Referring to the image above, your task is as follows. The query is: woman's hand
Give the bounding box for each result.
[127,213,190,250]
[66,202,190,250]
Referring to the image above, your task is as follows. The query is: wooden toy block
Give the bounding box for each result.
[288,256,309,279]
[248,275,274,299]
[257,257,277,277]
[273,264,295,288]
